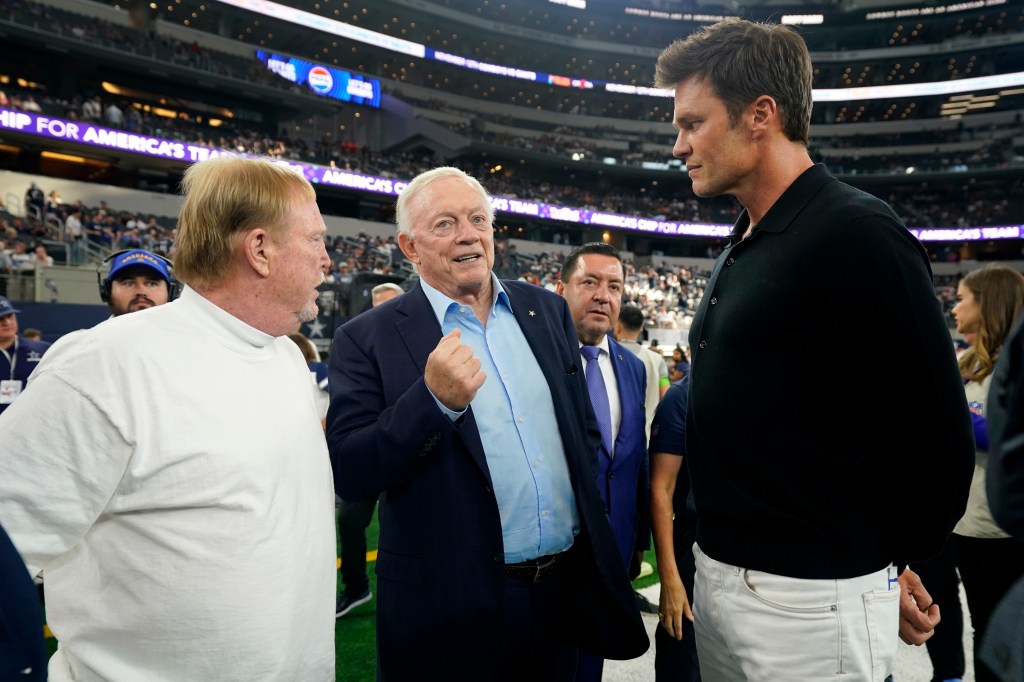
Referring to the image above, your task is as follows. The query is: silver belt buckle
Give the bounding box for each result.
[532,554,558,582]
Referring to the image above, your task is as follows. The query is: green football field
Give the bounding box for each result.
[43,509,660,682]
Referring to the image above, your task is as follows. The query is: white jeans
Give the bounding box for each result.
[692,543,900,681]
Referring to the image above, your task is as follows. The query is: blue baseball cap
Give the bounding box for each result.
[107,250,171,284]
[0,295,21,316]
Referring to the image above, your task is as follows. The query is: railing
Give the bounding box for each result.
[2,271,34,302]
[5,264,106,304]
[4,192,21,217]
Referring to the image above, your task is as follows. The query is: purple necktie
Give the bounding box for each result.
[581,345,613,457]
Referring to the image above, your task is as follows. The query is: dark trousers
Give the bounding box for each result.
[500,569,578,682]
[337,497,376,596]
[911,540,965,681]
[655,529,701,682]
[953,534,1024,682]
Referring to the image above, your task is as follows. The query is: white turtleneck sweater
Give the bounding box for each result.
[0,287,336,682]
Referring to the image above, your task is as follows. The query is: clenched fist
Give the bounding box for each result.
[898,568,941,646]
[424,328,486,411]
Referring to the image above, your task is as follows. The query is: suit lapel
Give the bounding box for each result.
[394,286,438,374]
[395,284,491,484]
[607,338,635,459]
[507,284,608,469]
[508,285,564,383]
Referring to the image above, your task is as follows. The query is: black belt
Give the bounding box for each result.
[505,549,571,583]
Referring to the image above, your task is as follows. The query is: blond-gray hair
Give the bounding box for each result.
[173,155,315,289]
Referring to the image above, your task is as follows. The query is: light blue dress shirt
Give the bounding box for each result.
[420,276,579,562]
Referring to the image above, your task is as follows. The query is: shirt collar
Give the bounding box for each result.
[579,335,611,356]
[419,273,511,327]
[732,163,833,241]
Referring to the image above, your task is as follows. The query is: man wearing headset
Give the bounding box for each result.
[34,249,178,360]
[27,250,177,379]
[99,249,177,316]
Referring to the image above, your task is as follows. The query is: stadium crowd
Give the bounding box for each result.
[1,0,1021,323]
[2,0,1022,184]
[5,172,1004,337]
[2,4,1024,680]
[2,79,1022,237]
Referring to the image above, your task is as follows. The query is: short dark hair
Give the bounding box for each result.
[560,242,622,282]
[654,17,813,146]
[618,304,645,331]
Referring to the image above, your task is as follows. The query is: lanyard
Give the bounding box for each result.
[0,336,17,380]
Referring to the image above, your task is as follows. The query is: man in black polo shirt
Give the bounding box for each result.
[654,18,974,681]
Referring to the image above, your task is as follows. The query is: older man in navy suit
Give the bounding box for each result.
[557,243,650,682]
[326,167,648,681]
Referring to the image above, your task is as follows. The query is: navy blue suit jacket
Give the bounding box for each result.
[327,280,649,680]
[0,522,46,681]
[596,336,650,571]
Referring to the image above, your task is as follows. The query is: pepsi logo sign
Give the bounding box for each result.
[308,66,334,94]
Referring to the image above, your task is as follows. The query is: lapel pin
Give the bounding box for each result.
[528,310,536,317]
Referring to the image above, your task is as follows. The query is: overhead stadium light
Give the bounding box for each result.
[781,14,824,25]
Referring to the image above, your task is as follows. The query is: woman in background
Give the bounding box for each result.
[45,189,63,215]
[668,346,689,384]
[949,263,1024,682]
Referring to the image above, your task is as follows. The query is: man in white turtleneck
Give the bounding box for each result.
[0,155,336,682]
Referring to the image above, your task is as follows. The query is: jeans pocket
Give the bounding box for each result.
[862,587,900,680]
[738,569,843,676]
[741,569,838,613]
